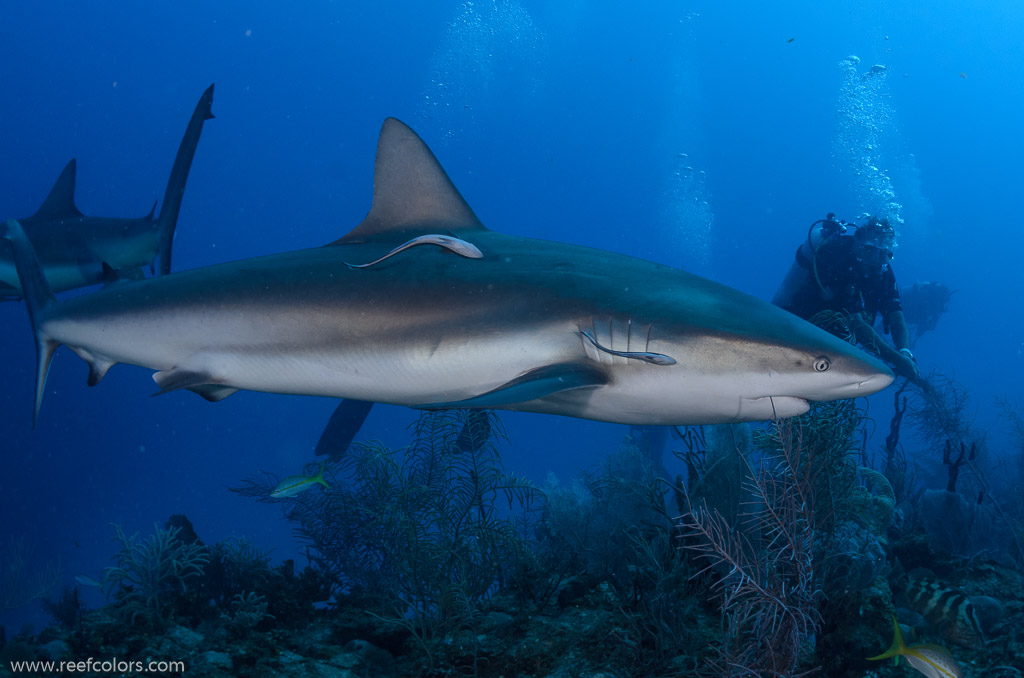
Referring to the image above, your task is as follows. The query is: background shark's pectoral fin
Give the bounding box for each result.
[152,366,219,396]
[421,363,608,410]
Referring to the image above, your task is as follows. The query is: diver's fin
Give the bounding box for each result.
[156,83,215,275]
[30,160,83,222]
[422,363,607,410]
[152,366,217,395]
[187,385,240,402]
[314,399,374,459]
[1,219,60,425]
[334,118,486,244]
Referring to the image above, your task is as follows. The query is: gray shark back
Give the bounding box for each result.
[4,118,893,426]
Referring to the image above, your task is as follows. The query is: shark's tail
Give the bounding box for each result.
[2,219,60,425]
[156,83,215,276]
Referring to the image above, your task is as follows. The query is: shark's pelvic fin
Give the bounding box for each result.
[152,366,237,402]
[152,366,218,396]
[421,362,607,409]
[2,219,59,425]
[186,385,240,402]
[334,118,487,244]
[30,159,83,222]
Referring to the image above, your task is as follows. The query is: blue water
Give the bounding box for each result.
[2,0,1022,633]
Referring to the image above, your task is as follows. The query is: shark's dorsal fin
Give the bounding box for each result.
[335,118,485,243]
[32,159,84,221]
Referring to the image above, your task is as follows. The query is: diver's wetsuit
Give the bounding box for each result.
[779,234,902,326]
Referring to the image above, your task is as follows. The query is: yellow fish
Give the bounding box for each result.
[867,616,963,678]
[271,465,329,498]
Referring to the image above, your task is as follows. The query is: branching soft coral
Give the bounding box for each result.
[102,523,209,630]
[679,422,822,677]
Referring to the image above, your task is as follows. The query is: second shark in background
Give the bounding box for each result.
[0,84,215,300]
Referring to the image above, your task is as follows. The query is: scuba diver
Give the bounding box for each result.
[773,213,921,383]
[900,281,954,346]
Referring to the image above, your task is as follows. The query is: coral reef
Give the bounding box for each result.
[6,393,1024,678]
[260,410,541,668]
[0,537,60,615]
[102,523,210,630]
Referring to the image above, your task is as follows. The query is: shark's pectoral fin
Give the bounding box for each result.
[421,363,607,410]
[152,366,220,396]
[187,385,240,402]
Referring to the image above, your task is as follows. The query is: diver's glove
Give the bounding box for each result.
[896,348,920,380]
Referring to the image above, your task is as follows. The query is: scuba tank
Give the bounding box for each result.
[772,213,848,309]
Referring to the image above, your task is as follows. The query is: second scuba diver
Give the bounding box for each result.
[773,213,922,384]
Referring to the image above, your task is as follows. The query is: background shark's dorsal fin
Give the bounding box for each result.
[32,159,84,221]
[335,118,486,243]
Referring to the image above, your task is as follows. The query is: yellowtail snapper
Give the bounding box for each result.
[271,465,329,499]
[867,616,963,678]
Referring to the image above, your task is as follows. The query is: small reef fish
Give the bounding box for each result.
[74,575,102,588]
[579,328,677,366]
[344,234,483,269]
[900,578,984,647]
[868,616,962,678]
[271,466,329,499]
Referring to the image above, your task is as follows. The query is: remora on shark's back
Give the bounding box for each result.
[4,118,893,426]
[0,84,215,299]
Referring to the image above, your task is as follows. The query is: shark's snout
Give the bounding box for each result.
[856,371,894,392]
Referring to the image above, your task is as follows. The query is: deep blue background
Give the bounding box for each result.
[2,0,1022,631]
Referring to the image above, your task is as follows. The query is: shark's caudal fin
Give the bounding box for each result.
[2,219,59,425]
[334,118,486,244]
[156,83,215,276]
[28,159,83,222]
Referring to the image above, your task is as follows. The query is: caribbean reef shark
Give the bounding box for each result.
[3,118,893,426]
[0,84,215,300]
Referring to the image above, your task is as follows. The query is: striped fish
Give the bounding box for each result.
[900,578,984,647]
[868,616,963,678]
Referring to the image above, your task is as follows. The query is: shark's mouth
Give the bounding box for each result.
[743,395,810,421]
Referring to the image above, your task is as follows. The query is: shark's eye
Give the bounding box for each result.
[813,356,831,372]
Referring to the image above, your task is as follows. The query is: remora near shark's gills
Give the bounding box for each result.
[4,118,893,425]
[0,84,215,299]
